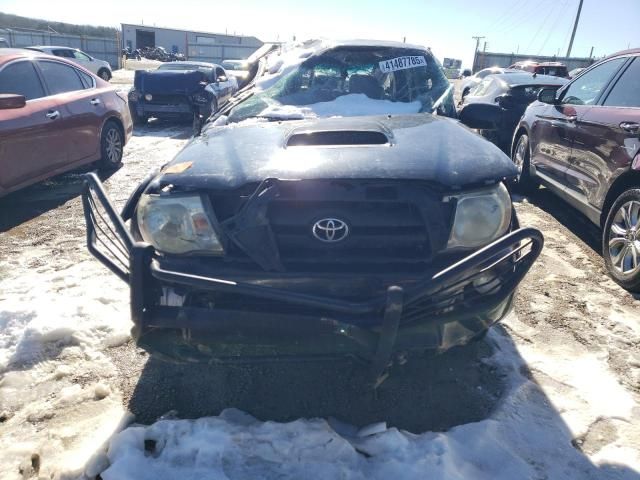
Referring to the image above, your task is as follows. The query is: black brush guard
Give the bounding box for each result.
[82,173,543,381]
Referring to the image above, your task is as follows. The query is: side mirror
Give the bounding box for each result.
[538,87,558,104]
[458,103,502,130]
[216,75,227,83]
[0,94,26,109]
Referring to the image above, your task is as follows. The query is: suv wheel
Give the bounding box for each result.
[98,68,111,81]
[511,134,539,194]
[99,121,124,169]
[603,189,640,292]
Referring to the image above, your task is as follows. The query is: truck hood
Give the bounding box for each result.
[156,114,517,190]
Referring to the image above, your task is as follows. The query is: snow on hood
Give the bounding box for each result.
[258,94,422,120]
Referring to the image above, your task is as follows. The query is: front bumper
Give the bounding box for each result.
[132,101,194,118]
[82,173,542,371]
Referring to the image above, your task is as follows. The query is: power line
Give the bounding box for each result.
[537,0,569,56]
[525,1,558,53]
[496,0,553,37]
[486,0,528,33]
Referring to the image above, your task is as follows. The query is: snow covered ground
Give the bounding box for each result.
[0,118,639,479]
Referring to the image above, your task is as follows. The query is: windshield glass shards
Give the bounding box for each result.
[227,46,453,123]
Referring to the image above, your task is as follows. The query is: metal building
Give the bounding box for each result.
[121,24,263,63]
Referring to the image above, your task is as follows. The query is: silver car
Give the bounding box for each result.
[25,46,112,81]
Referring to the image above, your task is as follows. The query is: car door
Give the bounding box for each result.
[568,55,640,211]
[36,59,104,166]
[529,57,627,185]
[0,59,68,193]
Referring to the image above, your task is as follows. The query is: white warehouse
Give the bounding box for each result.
[121,23,263,63]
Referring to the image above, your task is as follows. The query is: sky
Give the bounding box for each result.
[0,0,638,67]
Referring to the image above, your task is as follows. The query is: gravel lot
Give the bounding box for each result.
[0,77,638,479]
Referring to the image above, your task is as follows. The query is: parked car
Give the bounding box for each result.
[459,72,567,152]
[128,61,237,130]
[460,67,518,99]
[509,61,569,78]
[25,46,112,81]
[511,48,640,290]
[80,40,542,381]
[0,48,132,197]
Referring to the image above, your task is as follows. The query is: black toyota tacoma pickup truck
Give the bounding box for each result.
[82,40,542,383]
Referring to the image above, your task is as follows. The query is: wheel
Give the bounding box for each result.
[98,68,111,81]
[602,189,640,292]
[511,133,539,194]
[99,121,124,169]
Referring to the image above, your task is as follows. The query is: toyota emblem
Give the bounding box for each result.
[312,218,349,243]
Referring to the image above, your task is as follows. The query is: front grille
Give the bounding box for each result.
[264,180,451,271]
[269,199,430,264]
[210,180,452,272]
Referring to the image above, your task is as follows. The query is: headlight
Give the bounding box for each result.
[144,93,153,101]
[136,194,224,255]
[128,89,139,101]
[447,183,511,248]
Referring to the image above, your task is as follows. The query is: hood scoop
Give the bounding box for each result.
[286,129,390,147]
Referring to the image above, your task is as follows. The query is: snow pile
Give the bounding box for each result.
[0,253,131,479]
[0,256,130,370]
[259,94,422,120]
[98,321,639,479]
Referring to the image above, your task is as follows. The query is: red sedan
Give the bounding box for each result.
[0,48,132,197]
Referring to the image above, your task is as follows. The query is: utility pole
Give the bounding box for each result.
[566,0,583,58]
[471,36,485,72]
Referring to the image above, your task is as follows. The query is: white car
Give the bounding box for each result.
[460,67,519,99]
[25,46,112,80]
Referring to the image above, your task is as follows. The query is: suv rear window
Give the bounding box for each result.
[534,66,568,77]
[52,49,74,58]
[0,61,45,100]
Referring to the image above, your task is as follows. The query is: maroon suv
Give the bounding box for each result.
[511,48,640,291]
[0,48,132,197]
[510,61,569,78]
